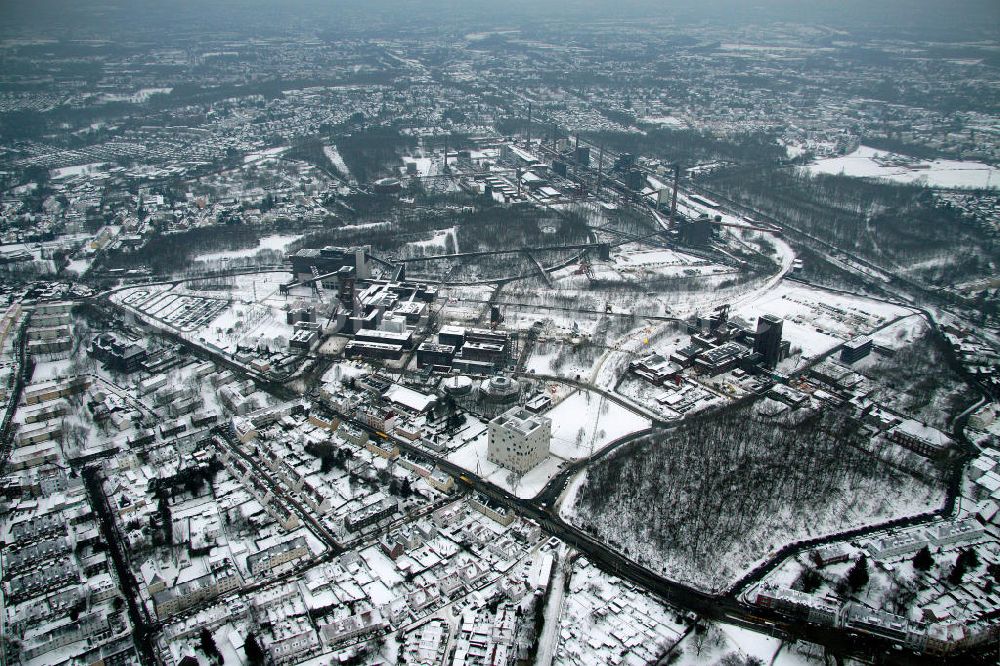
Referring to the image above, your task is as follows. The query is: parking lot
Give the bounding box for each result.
[121,289,230,332]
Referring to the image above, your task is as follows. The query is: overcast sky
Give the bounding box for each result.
[1,0,997,40]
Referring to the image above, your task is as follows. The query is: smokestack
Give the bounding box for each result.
[574,134,580,182]
[669,164,680,228]
[595,144,604,193]
[526,103,532,146]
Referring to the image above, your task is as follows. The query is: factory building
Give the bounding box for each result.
[754,314,785,368]
[416,342,456,369]
[431,325,512,372]
[344,341,404,361]
[290,246,371,282]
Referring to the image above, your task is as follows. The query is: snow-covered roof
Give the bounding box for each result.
[893,419,952,448]
[384,384,436,413]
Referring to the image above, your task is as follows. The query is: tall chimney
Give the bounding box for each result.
[595,144,604,193]
[669,164,680,228]
[526,103,532,146]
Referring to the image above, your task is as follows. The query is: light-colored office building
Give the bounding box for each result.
[487,407,551,474]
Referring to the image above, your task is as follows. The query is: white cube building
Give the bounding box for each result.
[487,407,551,474]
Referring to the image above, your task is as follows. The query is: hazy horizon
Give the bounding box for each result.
[1,0,998,41]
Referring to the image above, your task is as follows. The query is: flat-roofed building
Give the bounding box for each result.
[354,327,414,349]
[458,341,506,367]
[840,337,873,364]
[487,407,551,474]
[416,342,455,369]
[344,340,404,361]
[438,325,466,348]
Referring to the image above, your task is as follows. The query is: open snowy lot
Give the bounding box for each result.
[731,281,915,366]
[111,271,297,354]
[546,390,650,459]
[193,233,303,263]
[808,145,1000,190]
[670,620,827,666]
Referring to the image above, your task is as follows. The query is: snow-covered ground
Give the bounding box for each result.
[323,144,351,180]
[547,390,650,459]
[193,234,302,262]
[808,145,1000,189]
[50,162,108,180]
[65,256,94,276]
[731,281,915,365]
[243,146,289,164]
[640,115,686,127]
[97,87,172,104]
[868,312,928,350]
[407,227,457,254]
[670,621,827,665]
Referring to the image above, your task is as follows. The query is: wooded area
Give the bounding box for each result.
[704,167,996,289]
[570,403,945,590]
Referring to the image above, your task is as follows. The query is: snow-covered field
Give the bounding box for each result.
[111,271,296,354]
[65,256,94,276]
[407,227,457,254]
[97,87,172,104]
[640,115,686,127]
[243,146,289,164]
[808,145,1000,189]
[868,312,928,350]
[670,621,826,665]
[50,162,108,180]
[731,281,915,365]
[523,338,600,379]
[547,390,650,459]
[193,233,302,262]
